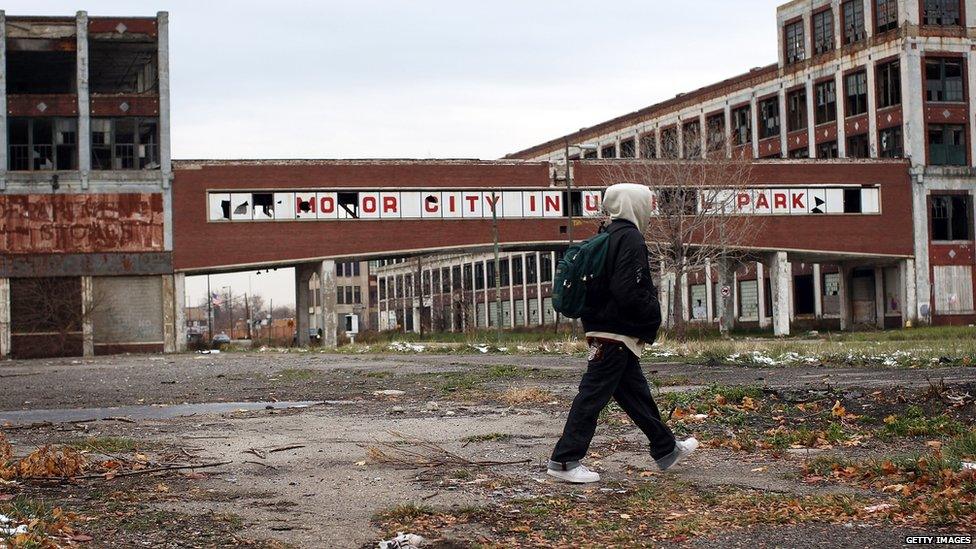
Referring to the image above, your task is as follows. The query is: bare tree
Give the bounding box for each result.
[598,130,764,340]
[10,277,106,357]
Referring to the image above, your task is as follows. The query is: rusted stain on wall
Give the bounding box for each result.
[0,193,164,254]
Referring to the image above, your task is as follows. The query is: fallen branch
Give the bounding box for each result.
[244,448,267,459]
[19,460,233,483]
[363,431,532,470]
[268,445,304,454]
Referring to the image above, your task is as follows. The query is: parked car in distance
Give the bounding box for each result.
[211,333,231,348]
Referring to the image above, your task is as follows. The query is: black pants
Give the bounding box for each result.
[550,340,676,468]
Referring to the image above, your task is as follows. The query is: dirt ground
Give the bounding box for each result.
[1,351,975,548]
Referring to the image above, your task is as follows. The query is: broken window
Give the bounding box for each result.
[842,0,866,44]
[928,124,967,165]
[512,258,523,285]
[583,148,598,160]
[639,133,657,159]
[706,114,725,153]
[6,46,76,94]
[931,194,973,241]
[526,255,538,284]
[731,106,751,146]
[847,133,870,158]
[784,20,805,64]
[660,127,679,158]
[683,120,702,159]
[845,70,868,116]
[442,268,452,293]
[812,9,835,54]
[90,40,158,94]
[487,261,496,289]
[759,97,780,139]
[499,260,510,287]
[816,140,839,159]
[7,117,78,171]
[787,89,807,132]
[90,118,160,170]
[923,0,962,25]
[475,262,485,290]
[876,0,899,32]
[814,80,836,125]
[600,144,616,159]
[925,58,964,102]
[619,138,636,158]
[541,254,553,283]
[788,147,810,158]
[879,126,904,158]
[876,60,901,108]
[337,192,359,218]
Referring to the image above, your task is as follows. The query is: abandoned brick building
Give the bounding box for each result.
[2,1,976,358]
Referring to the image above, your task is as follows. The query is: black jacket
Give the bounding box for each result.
[580,219,662,343]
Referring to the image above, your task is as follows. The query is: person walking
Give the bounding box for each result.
[548,183,698,484]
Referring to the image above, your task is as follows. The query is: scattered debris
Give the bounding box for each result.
[364,432,531,470]
[373,390,407,397]
[379,532,426,549]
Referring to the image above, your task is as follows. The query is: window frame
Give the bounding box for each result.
[846,133,870,158]
[922,0,963,26]
[814,79,837,125]
[7,117,79,172]
[844,70,869,117]
[875,0,899,33]
[91,117,161,171]
[878,125,904,158]
[842,0,866,44]
[731,105,752,146]
[930,193,974,242]
[928,123,968,166]
[876,59,902,109]
[812,8,835,55]
[924,57,965,103]
[758,96,781,140]
[784,18,806,64]
[786,88,808,132]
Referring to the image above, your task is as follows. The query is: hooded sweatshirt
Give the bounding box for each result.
[584,183,659,357]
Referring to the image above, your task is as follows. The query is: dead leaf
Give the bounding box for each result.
[741,396,757,411]
[884,415,897,425]
[831,401,847,418]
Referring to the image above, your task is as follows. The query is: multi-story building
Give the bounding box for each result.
[0,11,182,358]
[506,0,976,328]
[305,260,375,338]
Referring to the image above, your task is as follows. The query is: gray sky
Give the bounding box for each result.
[8,0,783,307]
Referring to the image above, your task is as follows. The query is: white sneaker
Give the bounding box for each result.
[655,437,699,472]
[547,464,601,484]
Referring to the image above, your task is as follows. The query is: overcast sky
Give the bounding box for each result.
[8,0,783,308]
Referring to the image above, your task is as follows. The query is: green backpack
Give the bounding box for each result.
[552,231,612,319]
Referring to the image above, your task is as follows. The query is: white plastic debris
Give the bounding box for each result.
[962,462,976,471]
[388,342,426,353]
[0,513,28,536]
[378,532,426,549]
[197,349,221,354]
[863,503,894,513]
[373,390,406,397]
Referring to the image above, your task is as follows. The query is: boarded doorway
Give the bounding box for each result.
[851,269,877,327]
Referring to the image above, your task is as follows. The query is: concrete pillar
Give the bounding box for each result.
[911,178,932,322]
[535,252,543,325]
[835,70,847,157]
[968,52,976,167]
[0,11,7,191]
[723,105,732,158]
[716,259,735,334]
[813,263,823,318]
[733,270,740,319]
[750,95,760,158]
[778,89,788,157]
[509,254,516,329]
[699,112,708,159]
[174,273,187,352]
[838,264,852,331]
[319,260,338,347]
[294,265,314,346]
[161,274,176,353]
[901,258,918,327]
[862,0,874,39]
[757,261,769,329]
[676,119,684,159]
[471,261,478,328]
[81,276,94,357]
[866,59,879,156]
[76,11,91,190]
[679,272,690,321]
[704,259,714,322]
[768,252,791,336]
[448,266,456,332]
[521,253,529,327]
[805,78,817,157]
[157,12,173,189]
[482,258,489,328]
[874,267,885,329]
[902,49,925,165]
[0,278,10,359]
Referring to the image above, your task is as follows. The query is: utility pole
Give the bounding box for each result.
[491,191,502,342]
[227,287,233,338]
[244,292,252,340]
[564,138,578,338]
[268,299,273,347]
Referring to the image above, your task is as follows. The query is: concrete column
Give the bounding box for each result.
[911,177,932,322]
[969,52,976,167]
[660,268,676,328]
[902,0,919,24]
[81,276,94,357]
[874,267,885,329]
[733,270,740,319]
[778,89,788,157]
[813,263,823,318]
[806,78,817,157]
[471,261,478,328]
[294,265,314,346]
[901,258,918,327]
[521,254,529,326]
[157,12,173,189]
[174,273,186,352]
[161,274,176,353]
[838,264,852,331]
[768,252,791,336]
[723,105,732,158]
[716,259,735,334]
[535,252,543,325]
[699,112,708,159]
[0,11,7,191]
[482,258,490,327]
[0,278,10,359]
[319,260,338,347]
[704,259,714,322]
[757,261,769,329]
[76,11,91,189]
[679,272,690,321]
[676,120,684,159]
[802,11,813,60]
[509,254,516,329]
[835,70,847,157]
[902,49,925,165]
[862,0,874,39]
[866,59,879,156]
[750,95,760,158]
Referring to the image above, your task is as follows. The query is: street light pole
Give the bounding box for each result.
[491,190,502,342]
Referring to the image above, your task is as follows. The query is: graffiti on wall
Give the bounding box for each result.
[0,193,164,254]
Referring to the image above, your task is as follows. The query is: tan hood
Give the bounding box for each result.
[603,183,653,233]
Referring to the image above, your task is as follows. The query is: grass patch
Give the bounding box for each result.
[461,433,513,444]
[68,436,143,454]
[499,387,557,405]
[880,406,966,439]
